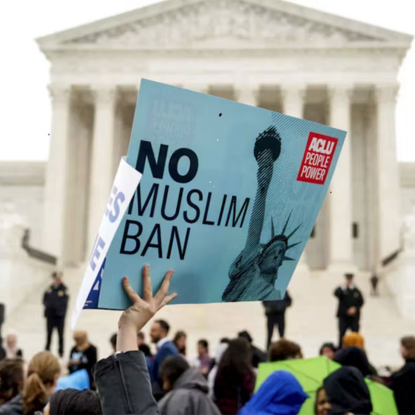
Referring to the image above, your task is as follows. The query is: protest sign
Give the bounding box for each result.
[84,79,346,311]
[71,158,141,328]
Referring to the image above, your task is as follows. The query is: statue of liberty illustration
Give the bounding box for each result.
[222,125,301,302]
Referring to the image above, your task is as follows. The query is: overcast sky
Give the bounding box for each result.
[0,0,414,161]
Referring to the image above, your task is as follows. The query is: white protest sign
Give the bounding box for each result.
[71,158,142,328]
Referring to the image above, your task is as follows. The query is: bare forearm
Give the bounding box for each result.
[116,324,138,353]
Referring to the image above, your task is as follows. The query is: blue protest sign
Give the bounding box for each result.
[97,79,346,309]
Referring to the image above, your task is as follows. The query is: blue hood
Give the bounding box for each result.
[239,370,308,415]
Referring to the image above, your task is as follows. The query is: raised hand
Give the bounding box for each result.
[117,265,177,352]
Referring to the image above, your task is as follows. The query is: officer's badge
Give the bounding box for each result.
[58,291,64,297]
[354,292,359,298]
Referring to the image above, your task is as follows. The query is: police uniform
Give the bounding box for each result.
[263,291,292,348]
[43,283,68,357]
[334,283,364,348]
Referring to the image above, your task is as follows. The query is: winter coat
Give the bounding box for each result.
[94,350,159,415]
[334,286,364,320]
[214,369,255,415]
[0,393,46,415]
[238,370,308,415]
[390,359,415,415]
[159,368,220,415]
[0,394,23,415]
[323,366,373,415]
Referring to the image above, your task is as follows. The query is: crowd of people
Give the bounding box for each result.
[0,267,414,414]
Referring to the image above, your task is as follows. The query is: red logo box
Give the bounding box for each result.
[297,132,338,185]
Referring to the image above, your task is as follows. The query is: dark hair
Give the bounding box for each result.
[109,333,117,350]
[238,330,253,344]
[334,347,371,377]
[137,332,145,341]
[401,336,415,360]
[160,355,190,391]
[269,339,303,362]
[173,331,187,355]
[0,358,24,406]
[49,389,102,414]
[198,339,209,349]
[156,319,170,334]
[217,338,252,377]
[220,337,230,344]
[139,344,152,357]
[319,342,337,356]
[314,386,324,415]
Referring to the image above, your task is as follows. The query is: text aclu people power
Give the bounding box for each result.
[297,133,338,185]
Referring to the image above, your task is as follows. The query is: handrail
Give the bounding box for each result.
[21,229,57,265]
[381,249,401,267]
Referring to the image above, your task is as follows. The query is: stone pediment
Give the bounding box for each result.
[37,0,412,50]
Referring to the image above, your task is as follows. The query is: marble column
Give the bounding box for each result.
[328,85,355,272]
[281,85,309,272]
[281,85,306,118]
[87,86,117,251]
[236,85,258,106]
[375,85,400,264]
[42,85,72,262]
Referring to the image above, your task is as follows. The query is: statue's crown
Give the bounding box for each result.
[255,126,281,143]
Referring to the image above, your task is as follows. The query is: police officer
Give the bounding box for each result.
[43,272,68,357]
[334,273,364,348]
[263,291,292,349]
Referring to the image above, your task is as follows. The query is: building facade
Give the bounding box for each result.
[36,0,412,271]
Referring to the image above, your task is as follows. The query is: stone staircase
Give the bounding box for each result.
[4,264,415,370]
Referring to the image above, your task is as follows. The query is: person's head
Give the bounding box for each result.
[238,330,253,345]
[150,320,170,344]
[314,387,331,415]
[400,336,415,360]
[343,332,365,349]
[73,330,89,350]
[109,333,117,353]
[323,367,372,415]
[345,273,354,288]
[197,339,209,357]
[139,343,152,357]
[333,346,371,377]
[269,339,303,362]
[220,337,230,344]
[217,338,252,376]
[52,271,62,286]
[0,358,25,405]
[45,389,102,415]
[240,370,308,415]
[137,332,145,347]
[5,333,17,350]
[173,331,187,354]
[23,352,60,414]
[160,355,190,392]
[319,343,337,360]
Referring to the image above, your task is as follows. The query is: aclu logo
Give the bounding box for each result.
[297,132,338,185]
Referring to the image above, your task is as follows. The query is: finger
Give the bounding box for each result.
[154,270,174,304]
[142,265,153,302]
[158,292,178,310]
[122,277,141,304]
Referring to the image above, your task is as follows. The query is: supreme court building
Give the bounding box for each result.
[36,0,412,272]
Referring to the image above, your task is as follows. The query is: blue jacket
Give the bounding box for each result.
[238,370,308,415]
[153,340,178,383]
